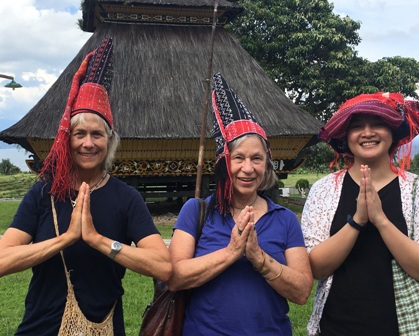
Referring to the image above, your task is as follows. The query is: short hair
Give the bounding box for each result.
[70,113,120,171]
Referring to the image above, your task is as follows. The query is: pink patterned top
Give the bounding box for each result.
[301,170,419,336]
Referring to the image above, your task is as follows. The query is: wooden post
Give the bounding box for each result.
[195,0,218,198]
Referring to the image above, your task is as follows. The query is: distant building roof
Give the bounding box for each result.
[0,0,323,171]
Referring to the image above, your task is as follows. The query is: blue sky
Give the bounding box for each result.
[332,0,419,62]
[0,0,418,171]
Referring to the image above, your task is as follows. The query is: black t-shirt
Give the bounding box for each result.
[319,173,407,336]
[11,176,158,336]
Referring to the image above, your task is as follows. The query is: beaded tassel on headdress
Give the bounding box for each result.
[40,37,114,201]
[399,99,419,170]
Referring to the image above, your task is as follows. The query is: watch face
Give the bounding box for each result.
[109,241,122,259]
[112,241,122,250]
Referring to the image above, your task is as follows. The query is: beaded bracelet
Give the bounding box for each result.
[266,264,284,281]
[253,250,265,272]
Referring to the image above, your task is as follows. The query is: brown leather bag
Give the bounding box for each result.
[139,198,206,336]
[139,283,189,336]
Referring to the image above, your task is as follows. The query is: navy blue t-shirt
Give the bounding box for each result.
[11,176,158,336]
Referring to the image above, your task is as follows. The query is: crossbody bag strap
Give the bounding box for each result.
[195,198,207,247]
[50,195,72,283]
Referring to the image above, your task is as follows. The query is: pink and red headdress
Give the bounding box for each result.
[40,37,114,200]
[319,92,419,170]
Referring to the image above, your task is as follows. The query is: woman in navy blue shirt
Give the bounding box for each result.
[0,38,171,335]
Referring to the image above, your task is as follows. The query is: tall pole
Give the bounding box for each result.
[194,0,218,198]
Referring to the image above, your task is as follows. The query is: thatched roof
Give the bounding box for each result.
[0,0,323,162]
[0,22,322,154]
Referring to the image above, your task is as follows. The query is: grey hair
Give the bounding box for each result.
[228,134,278,191]
[70,113,120,171]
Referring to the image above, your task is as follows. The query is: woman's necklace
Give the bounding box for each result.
[70,171,108,208]
[232,195,258,211]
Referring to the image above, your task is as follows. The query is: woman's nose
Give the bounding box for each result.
[241,159,254,172]
[83,135,94,147]
[362,124,375,135]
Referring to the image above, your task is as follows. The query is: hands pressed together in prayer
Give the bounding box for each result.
[67,183,99,246]
[354,165,388,230]
[227,206,263,266]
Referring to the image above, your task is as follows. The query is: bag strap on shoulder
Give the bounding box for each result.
[195,198,207,247]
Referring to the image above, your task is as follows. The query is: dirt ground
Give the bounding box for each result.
[151,213,178,226]
[147,199,182,226]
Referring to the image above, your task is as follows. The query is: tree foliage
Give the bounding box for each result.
[227,0,361,120]
[0,159,21,175]
[295,178,309,190]
[227,0,419,122]
[410,153,419,175]
[356,57,419,99]
[298,142,335,174]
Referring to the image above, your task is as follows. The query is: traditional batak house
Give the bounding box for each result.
[0,0,323,200]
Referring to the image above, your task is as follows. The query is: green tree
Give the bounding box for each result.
[357,57,419,99]
[299,142,335,174]
[295,178,309,190]
[410,153,419,175]
[228,1,419,122]
[295,178,309,197]
[0,159,21,175]
[228,0,361,121]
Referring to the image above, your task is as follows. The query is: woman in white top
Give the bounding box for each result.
[301,92,419,336]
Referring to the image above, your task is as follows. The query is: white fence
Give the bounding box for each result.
[278,187,299,197]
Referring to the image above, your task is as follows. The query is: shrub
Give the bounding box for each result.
[295,179,309,190]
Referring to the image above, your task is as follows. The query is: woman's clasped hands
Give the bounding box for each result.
[66,182,99,245]
[355,165,387,229]
[228,206,262,265]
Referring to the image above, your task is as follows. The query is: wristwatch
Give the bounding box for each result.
[108,241,122,259]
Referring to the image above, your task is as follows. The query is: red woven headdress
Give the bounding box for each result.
[40,37,114,200]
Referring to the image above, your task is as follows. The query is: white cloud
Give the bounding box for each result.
[332,0,419,61]
[0,2,86,68]
[0,0,418,136]
[0,0,417,168]
[0,1,90,130]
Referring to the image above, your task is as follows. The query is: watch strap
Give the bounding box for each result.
[347,214,365,232]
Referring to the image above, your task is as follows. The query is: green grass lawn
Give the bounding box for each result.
[281,172,326,187]
[0,173,38,199]
[0,267,314,336]
[0,177,316,335]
